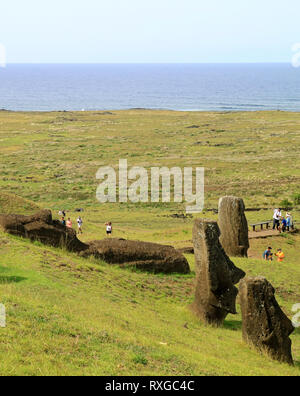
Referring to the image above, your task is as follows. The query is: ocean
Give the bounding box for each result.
[0,63,300,112]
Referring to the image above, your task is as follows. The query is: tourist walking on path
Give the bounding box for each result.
[273,208,282,230]
[77,216,83,234]
[275,248,285,262]
[66,218,73,229]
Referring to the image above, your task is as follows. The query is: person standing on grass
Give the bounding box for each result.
[263,247,273,261]
[105,222,112,237]
[77,216,83,234]
[273,208,281,230]
[275,248,285,263]
[281,217,287,233]
[61,217,66,226]
[66,218,73,229]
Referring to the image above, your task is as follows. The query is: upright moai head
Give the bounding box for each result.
[191,218,245,326]
[218,196,249,257]
[239,277,294,365]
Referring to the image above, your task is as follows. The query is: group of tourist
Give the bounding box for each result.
[58,210,113,236]
[263,247,285,262]
[58,210,83,234]
[273,208,293,232]
[262,207,293,262]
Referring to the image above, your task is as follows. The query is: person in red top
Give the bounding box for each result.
[66,218,73,229]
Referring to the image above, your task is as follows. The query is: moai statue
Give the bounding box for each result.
[191,219,245,326]
[218,196,249,257]
[239,277,294,365]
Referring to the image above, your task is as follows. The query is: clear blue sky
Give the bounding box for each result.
[0,0,299,63]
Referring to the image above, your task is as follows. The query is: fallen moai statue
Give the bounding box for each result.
[239,277,294,365]
[218,196,249,257]
[177,246,194,254]
[79,238,191,274]
[0,210,88,252]
[191,219,245,326]
[0,210,190,274]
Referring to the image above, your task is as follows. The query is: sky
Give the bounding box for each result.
[0,0,299,63]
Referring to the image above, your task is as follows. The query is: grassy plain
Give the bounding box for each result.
[0,110,299,375]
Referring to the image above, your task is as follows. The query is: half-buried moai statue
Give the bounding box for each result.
[191,219,245,326]
[218,196,249,257]
[239,277,294,365]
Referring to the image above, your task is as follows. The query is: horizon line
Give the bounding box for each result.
[4,61,293,65]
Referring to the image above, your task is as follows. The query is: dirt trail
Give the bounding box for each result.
[249,229,297,239]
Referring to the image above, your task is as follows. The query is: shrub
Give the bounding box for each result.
[293,193,300,206]
[279,199,293,208]
[133,354,148,365]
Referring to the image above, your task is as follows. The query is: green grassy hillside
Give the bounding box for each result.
[0,110,299,376]
[0,230,299,376]
[0,191,40,215]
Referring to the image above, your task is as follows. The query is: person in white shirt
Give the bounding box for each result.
[273,208,281,230]
[105,222,112,236]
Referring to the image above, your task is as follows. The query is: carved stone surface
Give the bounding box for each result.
[0,210,88,252]
[239,276,294,365]
[218,196,249,257]
[191,219,245,326]
[0,210,190,274]
[80,238,190,274]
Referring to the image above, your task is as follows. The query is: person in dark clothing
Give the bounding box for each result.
[263,247,273,261]
[281,217,287,232]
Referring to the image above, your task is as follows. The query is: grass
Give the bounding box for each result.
[0,109,299,242]
[0,192,40,215]
[0,231,299,376]
[0,109,299,210]
[0,110,299,376]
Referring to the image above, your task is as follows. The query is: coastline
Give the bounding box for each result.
[1,108,300,114]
